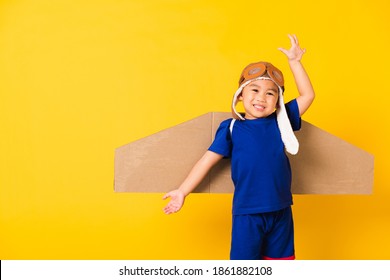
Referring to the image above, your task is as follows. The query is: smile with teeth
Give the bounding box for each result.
[253,104,265,110]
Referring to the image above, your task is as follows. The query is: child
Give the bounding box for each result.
[163,34,315,260]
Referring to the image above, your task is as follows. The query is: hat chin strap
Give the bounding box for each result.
[231,77,299,155]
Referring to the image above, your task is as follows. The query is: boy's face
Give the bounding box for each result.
[239,79,279,120]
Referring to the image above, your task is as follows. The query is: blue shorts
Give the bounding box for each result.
[230,207,295,260]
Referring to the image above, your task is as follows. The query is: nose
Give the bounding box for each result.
[255,93,266,102]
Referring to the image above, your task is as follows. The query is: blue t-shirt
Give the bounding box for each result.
[208,99,301,215]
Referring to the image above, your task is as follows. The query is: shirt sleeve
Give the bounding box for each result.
[208,119,232,158]
[285,99,301,131]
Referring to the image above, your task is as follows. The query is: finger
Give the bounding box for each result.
[278,47,289,55]
[292,34,299,45]
[163,204,173,214]
[164,205,178,214]
[287,34,295,45]
[162,191,173,200]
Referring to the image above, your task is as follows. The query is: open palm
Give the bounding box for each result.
[278,34,306,62]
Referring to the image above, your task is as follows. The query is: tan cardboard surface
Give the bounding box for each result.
[115,112,374,194]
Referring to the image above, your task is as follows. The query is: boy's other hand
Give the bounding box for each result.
[162,189,185,214]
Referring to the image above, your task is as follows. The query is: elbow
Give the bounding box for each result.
[309,92,315,104]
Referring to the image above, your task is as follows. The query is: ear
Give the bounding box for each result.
[238,93,243,101]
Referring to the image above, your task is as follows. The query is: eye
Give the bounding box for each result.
[266,91,275,96]
[252,89,259,93]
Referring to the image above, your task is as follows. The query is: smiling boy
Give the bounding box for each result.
[163,34,315,260]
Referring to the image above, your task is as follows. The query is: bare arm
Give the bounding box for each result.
[162,150,223,214]
[278,34,315,116]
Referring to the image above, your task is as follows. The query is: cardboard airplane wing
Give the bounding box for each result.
[114,112,374,194]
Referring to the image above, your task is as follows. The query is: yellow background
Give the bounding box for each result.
[1,0,389,259]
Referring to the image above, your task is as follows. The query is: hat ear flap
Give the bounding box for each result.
[276,92,299,155]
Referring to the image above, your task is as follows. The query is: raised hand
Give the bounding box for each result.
[278,34,306,62]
